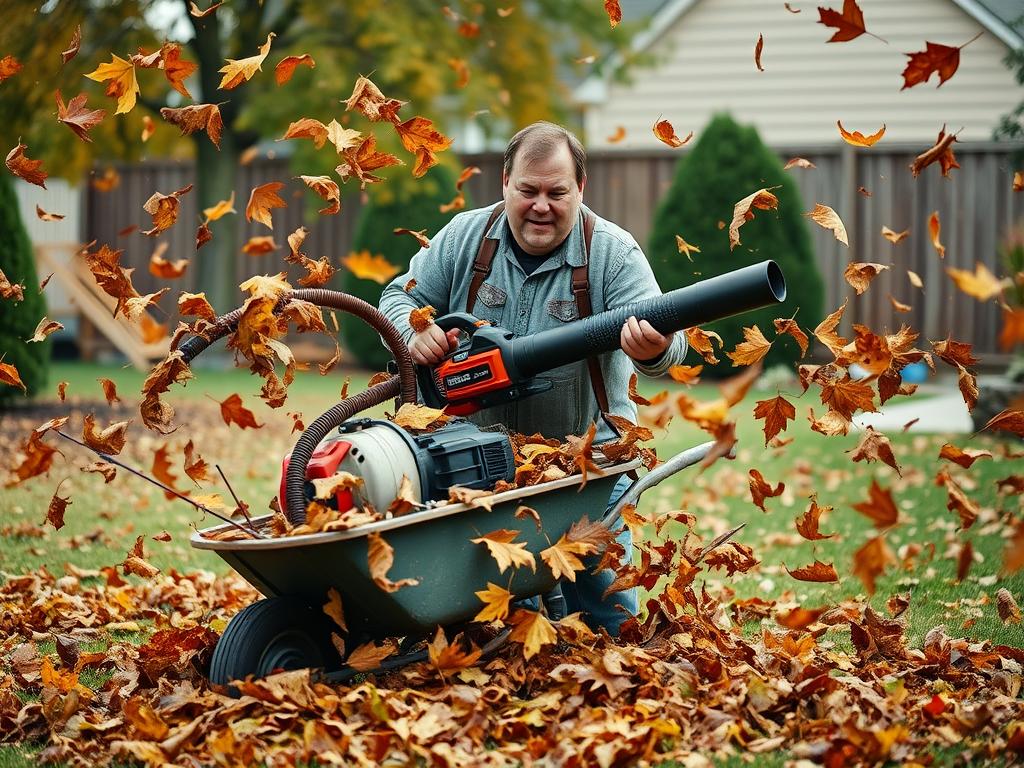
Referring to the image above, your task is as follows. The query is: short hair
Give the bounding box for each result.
[504,122,586,185]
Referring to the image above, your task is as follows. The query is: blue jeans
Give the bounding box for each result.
[523,475,638,637]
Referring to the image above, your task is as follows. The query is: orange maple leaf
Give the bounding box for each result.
[0,55,23,84]
[216,393,263,429]
[336,134,403,188]
[5,143,48,188]
[394,116,453,178]
[275,54,315,85]
[817,0,883,43]
[141,184,193,237]
[245,182,287,229]
[343,75,406,123]
[753,395,796,445]
[901,33,981,90]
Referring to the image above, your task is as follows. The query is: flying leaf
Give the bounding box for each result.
[27,316,63,343]
[901,33,981,90]
[279,118,329,148]
[275,54,315,85]
[1014,171,1024,192]
[938,443,992,469]
[729,188,779,250]
[335,134,403,188]
[471,529,537,574]
[849,427,901,474]
[509,609,557,659]
[785,560,839,582]
[160,104,223,149]
[428,627,482,673]
[141,184,192,237]
[298,175,341,216]
[394,228,430,248]
[773,317,809,357]
[342,250,400,284]
[784,157,816,170]
[889,295,911,313]
[796,495,836,540]
[675,235,700,260]
[606,126,626,143]
[852,535,896,595]
[246,182,286,229]
[844,262,889,295]
[0,55,21,83]
[6,143,48,188]
[448,57,470,88]
[55,91,105,142]
[945,262,1006,302]
[85,54,139,114]
[803,203,848,245]
[981,409,1024,437]
[754,33,765,70]
[141,115,155,142]
[852,478,899,529]
[667,364,702,384]
[190,1,224,17]
[749,469,784,512]
[881,226,908,244]
[82,413,129,455]
[392,403,450,431]
[183,440,209,484]
[98,378,119,405]
[753,395,796,445]
[149,249,188,279]
[216,393,263,429]
[474,582,513,623]
[685,327,724,365]
[604,0,622,27]
[367,531,420,592]
[653,119,693,148]
[837,120,885,147]
[817,0,873,42]
[394,116,453,177]
[910,125,960,178]
[242,236,277,257]
[928,211,945,258]
[218,32,275,89]
[324,121,362,155]
[727,325,772,366]
[178,291,216,320]
[997,588,1021,625]
[36,205,64,222]
[343,75,406,123]
[907,269,923,289]
[45,485,71,531]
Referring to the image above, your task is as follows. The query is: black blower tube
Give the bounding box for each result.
[511,260,786,377]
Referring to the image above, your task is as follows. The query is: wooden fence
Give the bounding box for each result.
[84,142,1024,361]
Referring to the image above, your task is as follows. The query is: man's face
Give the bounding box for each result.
[502,142,585,256]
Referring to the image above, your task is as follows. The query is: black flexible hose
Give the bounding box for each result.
[174,289,418,524]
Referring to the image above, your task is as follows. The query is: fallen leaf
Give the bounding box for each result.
[428,627,482,673]
[346,639,397,671]
[392,403,450,431]
[837,120,885,147]
[509,609,557,659]
[804,203,848,245]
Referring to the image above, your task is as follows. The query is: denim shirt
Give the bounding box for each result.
[378,202,688,442]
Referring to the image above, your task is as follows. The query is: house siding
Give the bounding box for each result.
[582,0,1022,147]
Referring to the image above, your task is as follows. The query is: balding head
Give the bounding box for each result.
[503,122,586,185]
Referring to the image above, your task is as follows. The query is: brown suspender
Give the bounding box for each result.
[465,204,611,415]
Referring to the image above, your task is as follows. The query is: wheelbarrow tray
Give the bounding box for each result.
[191,459,639,637]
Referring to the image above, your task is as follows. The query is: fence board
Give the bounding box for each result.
[85,144,1024,361]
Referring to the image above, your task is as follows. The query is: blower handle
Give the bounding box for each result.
[414,313,487,409]
[511,260,786,377]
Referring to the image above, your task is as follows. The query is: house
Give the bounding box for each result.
[576,0,1024,147]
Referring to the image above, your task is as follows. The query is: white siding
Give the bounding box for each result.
[14,178,83,318]
[581,0,1023,148]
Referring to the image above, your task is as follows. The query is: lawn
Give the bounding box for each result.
[0,359,1021,766]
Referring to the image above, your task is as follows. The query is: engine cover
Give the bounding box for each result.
[280,419,515,514]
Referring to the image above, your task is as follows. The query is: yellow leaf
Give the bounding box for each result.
[203,191,236,222]
[85,54,139,114]
[341,250,401,284]
[509,609,557,659]
[474,582,513,623]
[837,120,885,147]
[726,325,772,366]
[218,33,275,90]
[803,203,848,245]
[245,182,286,229]
[470,529,536,574]
[946,262,1006,302]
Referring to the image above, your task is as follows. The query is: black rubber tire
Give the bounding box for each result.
[209,597,337,688]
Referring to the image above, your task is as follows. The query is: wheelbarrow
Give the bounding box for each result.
[191,441,721,685]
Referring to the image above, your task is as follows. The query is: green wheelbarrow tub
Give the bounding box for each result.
[191,459,641,637]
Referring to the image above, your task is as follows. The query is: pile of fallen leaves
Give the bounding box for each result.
[2,519,1023,767]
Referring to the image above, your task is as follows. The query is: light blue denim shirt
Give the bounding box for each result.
[378,202,687,442]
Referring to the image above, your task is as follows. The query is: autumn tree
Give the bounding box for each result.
[0,172,49,406]
[0,0,634,313]
[343,165,465,370]
[648,113,823,375]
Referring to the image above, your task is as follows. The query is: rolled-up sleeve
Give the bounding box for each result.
[378,221,457,347]
[603,245,688,377]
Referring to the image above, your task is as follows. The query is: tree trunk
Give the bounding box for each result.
[194,129,240,314]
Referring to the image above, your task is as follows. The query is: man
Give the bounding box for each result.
[379,122,687,635]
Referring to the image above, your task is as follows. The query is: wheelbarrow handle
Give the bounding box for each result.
[601,440,727,530]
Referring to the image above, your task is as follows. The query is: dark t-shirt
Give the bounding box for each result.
[506,223,552,276]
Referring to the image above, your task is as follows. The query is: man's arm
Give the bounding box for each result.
[604,245,687,377]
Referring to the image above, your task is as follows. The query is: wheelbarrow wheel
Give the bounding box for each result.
[209,597,338,687]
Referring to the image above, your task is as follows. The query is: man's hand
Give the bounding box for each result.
[621,316,673,363]
[409,326,461,365]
